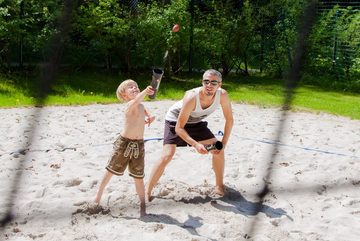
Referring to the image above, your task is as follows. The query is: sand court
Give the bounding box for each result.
[1,101,359,241]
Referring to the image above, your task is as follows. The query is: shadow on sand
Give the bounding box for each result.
[169,186,292,220]
[122,214,216,241]
[120,185,292,241]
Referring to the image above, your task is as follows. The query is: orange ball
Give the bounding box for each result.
[172,24,180,33]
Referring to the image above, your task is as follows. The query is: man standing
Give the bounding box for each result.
[146,69,233,200]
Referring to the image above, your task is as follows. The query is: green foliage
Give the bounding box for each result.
[307,6,360,81]
[70,0,132,70]
[0,0,359,92]
[0,0,63,68]
[134,0,190,71]
[191,1,240,73]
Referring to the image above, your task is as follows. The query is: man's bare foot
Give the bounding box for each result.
[209,185,225,199]
[215,185,225,195]
[146,192,154,202]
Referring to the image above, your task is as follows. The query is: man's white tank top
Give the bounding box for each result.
[165,87,221,123]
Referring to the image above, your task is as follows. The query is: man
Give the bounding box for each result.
[146,69,233,200]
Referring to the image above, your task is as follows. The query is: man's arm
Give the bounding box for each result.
[175,92,207,154]
[219,90,233,147]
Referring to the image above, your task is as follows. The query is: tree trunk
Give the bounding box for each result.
[221,54,229,76]
[188,0,194,73]
[105,51,112,70]
[244,51,249,75]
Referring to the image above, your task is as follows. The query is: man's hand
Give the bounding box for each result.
[194,143,208,154]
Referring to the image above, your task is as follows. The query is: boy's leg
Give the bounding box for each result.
[145,144,176,202]
[133,178,146,217]
[95,170,113,204]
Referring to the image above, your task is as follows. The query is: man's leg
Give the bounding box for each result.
[199,138,225,196]
[146,144,176,201]
[212,150,225,196]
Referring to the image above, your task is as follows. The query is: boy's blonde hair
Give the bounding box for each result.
[116,79,137,101]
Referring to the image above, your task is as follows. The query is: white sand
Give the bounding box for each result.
[0,101,359,241]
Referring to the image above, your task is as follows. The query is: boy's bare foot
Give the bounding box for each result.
[94,196,101,205]
[72,202,109,215]
[140,203,146,218]
[140,211,147,218]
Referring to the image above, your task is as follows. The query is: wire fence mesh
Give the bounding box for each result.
[0,0,359,240]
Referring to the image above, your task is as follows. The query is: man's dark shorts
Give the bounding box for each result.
[163,120,215,147]
[106,135,145,179]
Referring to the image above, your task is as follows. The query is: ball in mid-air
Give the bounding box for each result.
[172,24,180,33]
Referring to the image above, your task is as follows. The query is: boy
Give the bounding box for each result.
[95,79,155,217]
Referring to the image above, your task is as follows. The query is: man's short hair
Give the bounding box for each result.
[203,69,222,81]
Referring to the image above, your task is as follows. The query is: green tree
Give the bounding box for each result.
[0,0,63,69]
[307,6,360,80]
[72,0,131,71]
[134,0,190,74]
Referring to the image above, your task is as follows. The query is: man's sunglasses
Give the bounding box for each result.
[202,79,220,86]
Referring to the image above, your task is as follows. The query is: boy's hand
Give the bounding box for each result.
[145,86,155,96]
[145,115,155,126]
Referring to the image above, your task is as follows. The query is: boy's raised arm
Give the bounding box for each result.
[127,86,154,109]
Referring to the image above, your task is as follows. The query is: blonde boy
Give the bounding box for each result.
[95,79,155,217]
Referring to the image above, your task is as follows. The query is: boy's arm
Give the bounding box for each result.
[127,86,154,109]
